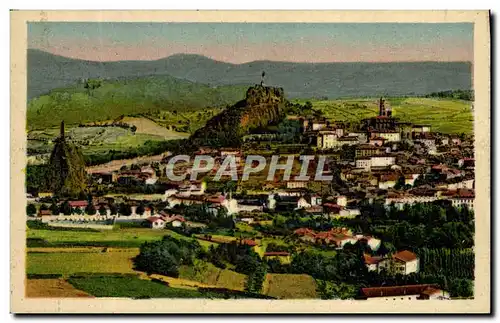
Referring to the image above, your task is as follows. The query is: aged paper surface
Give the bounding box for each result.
[11,10,490,313]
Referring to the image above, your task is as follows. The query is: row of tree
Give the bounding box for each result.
[417,247,474,279]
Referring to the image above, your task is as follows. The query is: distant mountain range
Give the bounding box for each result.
[28,49,472,100]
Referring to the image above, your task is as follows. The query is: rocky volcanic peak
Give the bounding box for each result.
[245,85,285,106]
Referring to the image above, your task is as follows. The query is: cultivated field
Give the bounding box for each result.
[179,260,248,291]
[263,273,318,299]
[67,275,211,298]
[26,278,93,298]
[28,228,216,249]
[293,97,473,135]
[27,250,139,275]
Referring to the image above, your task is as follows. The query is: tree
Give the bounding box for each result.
[39,204,48,211]
[109,203,118,215]
[60,201,72,215]
[49,202,59,215]
[136,203,145,216]
[118,203,132,216]
[130,125,137,134]
[84,79,102,97]
[26,204,37,217]
[134,236,201,277]
[394,175,406,190]
[98,205,107,216]
[85,203,96,215]
[73,207,82,215]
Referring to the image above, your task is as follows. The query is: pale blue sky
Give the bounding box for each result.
[28,22,473,63]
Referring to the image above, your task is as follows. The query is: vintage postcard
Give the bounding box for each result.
[11,10,490,313]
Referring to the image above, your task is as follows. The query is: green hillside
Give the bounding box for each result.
[27,75,248,130]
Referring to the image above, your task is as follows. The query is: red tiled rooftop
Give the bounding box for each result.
[68,201,88,207]
[361,284,439,298]
[393,250,418,262]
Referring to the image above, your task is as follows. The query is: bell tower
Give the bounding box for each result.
[379,97,386,117]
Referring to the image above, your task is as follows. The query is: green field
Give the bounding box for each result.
[293,97,473,135]
[67,275,213,298]
[264,273,318,299]
[179,260,248,291]
[27,250,139,275]
[27,228,216,249]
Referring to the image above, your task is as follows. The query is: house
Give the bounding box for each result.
[38,209,52,217]
[296,197,312,210]
[378,174,398,190]
[338,208,361,219]
[444,168,464,180]
[451,137,462,146]
[391,250,420,275]
[360,284,448,301]
[337,136,359,146]
[404,174,420,186]
[310,194,322,206]
[355,145,384,158]
[286,181,308,189]
[178,181,207,196]
[163,215,186,227]
[371,130,401,142]
[458,157,475,168]
[364,254,384,272]
[355,158,371,171]
[316,130,338,149]
[263,251,291,263]
[369,137,386,147]
[38,192,54,199]
[348,132,368,143]
[311,119,329,131]
[146,216,166,229]
[240,239,257,247]
[412,124,431,133]
[163,188,179,201]
[370,155,396,168]
[336,195,348,207]
[363,236,382,251]
[66,201,89,213]
[446,178,474,190]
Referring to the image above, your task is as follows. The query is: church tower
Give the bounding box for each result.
[379,97,386,117]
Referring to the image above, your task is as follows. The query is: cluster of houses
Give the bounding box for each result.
[293,227,381,250]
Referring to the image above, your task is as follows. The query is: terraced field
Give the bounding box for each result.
[26,279,93,298]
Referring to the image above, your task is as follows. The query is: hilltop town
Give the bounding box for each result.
[26,84,474,300]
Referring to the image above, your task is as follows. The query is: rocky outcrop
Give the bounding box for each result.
[48,121,87,197]
[190,85,286,147]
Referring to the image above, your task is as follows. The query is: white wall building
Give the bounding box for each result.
[355,158,371,171]
[370,156,396,168]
